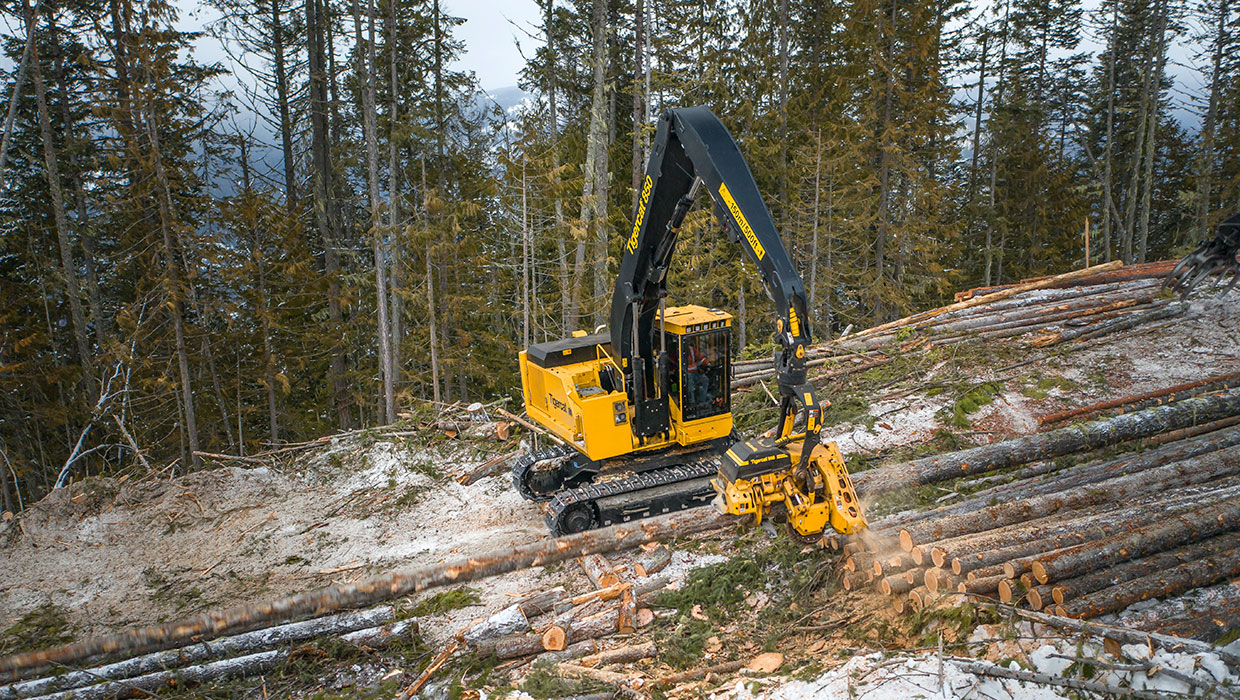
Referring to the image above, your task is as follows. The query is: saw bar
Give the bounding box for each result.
[544,460,719,536]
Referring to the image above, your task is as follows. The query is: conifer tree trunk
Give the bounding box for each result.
[422,158,441,404]
[0,12,32,190]
[542,0,571,336]
[46,11,106,348]
[631,0,644,213]
[1136,0,1167,263]
[271,0,296,207]
[809,130,822,321]
[1195,0,1229,237]
[27,3,96,401]
[307,0,350,430]
[986,2,1011,286]
[352,0,395,424]
[966,28,988,247]
[387,0,403,384]
[139,69,200,466]
[1101,1,1117,261]
[577,0,610,330]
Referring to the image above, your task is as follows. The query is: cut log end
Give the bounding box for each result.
[540,625,567,652]
[1032,561,1050,585]
[998,579,1017,604]
[910,546,926,565]
[898,529,914,552]
[931,548,949,569]
[1027,588,1045,611]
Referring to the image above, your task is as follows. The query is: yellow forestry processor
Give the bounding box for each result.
[513,106,866,540]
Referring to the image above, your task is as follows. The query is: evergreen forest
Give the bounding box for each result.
[1,0,1237,510]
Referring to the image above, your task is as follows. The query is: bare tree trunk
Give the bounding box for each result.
[138,59,200,466]
[0,9,34,191]
[1195,0,1229,238]
[387,0,403,386]
[1136,0,1167,263]
[352,0,395,424]
[307,0,351,430]
[270,0,297,207]
[809,130,822,321]
[580,0,610,330]
[522,158,531,349]
[28,3,96,404]
[631,0,644,213]
[1101,2,1117,261]
[422,158,441,403]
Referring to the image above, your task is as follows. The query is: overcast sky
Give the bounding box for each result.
[180,0,542,96]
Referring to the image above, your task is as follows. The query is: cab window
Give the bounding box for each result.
[680,330,729,421]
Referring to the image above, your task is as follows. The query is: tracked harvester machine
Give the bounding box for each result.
[516,106,866,539]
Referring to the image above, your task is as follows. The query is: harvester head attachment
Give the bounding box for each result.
[1164,213,1240,298]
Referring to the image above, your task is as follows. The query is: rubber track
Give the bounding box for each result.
[545,459,718,536]
[511,443,576,502]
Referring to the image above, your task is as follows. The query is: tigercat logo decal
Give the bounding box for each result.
[626,175,654,254]
[549,395,572,416]
[718,182,765,260]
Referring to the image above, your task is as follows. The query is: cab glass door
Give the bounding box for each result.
[680,330,729,421]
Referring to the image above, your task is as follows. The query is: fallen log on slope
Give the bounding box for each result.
[0,509,734,680]
[856,389,1240,496]
[845,261,1125,342]
[897,444,1240,549]
[1029,302,1183,348]
[0,606,400,700]
[1038,372,1240,427]
[953,261,1176,300]
[1060,547,1240,619]
[1029,498,1240,585]
[886,427,1240,534]
[996,607,1240,670]
[949,657,1167,700]
[22,649,289,700]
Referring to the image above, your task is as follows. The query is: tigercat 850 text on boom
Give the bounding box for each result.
[515,106,866,539]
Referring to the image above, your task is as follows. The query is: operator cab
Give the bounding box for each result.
[660,305,731,425]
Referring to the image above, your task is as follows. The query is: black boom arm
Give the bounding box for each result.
[609,106,822,459]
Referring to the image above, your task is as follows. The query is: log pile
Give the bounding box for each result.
[732,260,1186,391]
[837,393,1240,629]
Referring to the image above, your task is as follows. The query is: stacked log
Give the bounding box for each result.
[733,262,1187,391]
[844,413,1240,624]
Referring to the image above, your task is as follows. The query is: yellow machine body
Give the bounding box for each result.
[712,439,866,537]
[519,304,734,462]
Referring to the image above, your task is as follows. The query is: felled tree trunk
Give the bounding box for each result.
[1029,498,1240,584]
[1038,372,1240,426]
[1048,532,1240,606]
[1060,548,1240,618]
[0,606,398,699]
[898,444,1240,550]
[856,390,1240,496]
[0,509,733,679]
